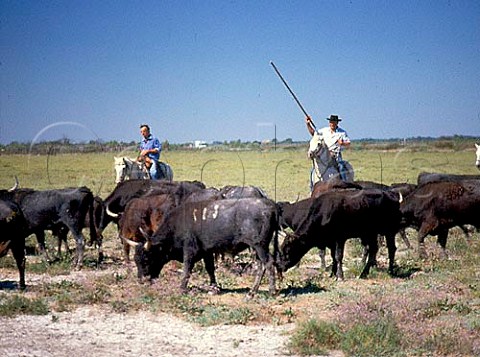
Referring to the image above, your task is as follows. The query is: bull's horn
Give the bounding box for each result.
[139,227,152,251]
[8,176,19,192]
[398,192,403,203]
[106,205,119,218]
[122,236,140,247]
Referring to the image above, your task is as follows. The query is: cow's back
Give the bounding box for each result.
[154,197,278,250]
[402,181,480,227]
[300,188,401,238]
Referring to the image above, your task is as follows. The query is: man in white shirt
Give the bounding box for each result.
[306,114,351,181]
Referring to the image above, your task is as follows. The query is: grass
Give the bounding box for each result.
[1,146,479,356]
[0,294,49,317]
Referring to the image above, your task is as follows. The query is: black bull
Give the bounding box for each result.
[0,200,28,288]
[0,186,98,269]
[126,197,280,296]
[277,188,403,280]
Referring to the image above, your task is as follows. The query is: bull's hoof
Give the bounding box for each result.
[269,288,279,297]
[245,292,255,300]
[418,246,427,259]
[207,284,221,295]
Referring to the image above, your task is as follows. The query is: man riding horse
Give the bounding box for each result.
[138,124,164,179]
[306,114,353,188]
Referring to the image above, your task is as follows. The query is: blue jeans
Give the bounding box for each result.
[149,160,161,180]
[338,160,348,181]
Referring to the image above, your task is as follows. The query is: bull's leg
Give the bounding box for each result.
[248,248,273,297]
[417,228,427,259]
[11,241,26,289]
[460,225,472,239]
[436,229,449,258]
[329,245,337,278]
[385,233,397,275]
[203,254,219,291]
[123,241,131,264]
[318,248,327,270]
[180,253,194,293]
[418,221,437,259]
[71,232,85,270]
[267,258,277,296]
[399,228,412,249]
[361,245,368,266]
[53,226,69,258]
[35,231,52,263]
[96,238,104,267]
[359,235,378,279]
[249,263,266,297]
[334,241,345,280]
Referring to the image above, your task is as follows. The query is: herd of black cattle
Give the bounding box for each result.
[1,171,479,296]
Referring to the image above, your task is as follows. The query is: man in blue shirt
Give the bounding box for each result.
[138,124,162,179]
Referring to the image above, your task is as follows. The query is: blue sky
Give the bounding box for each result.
[1,0,479,145]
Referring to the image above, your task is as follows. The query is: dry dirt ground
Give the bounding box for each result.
[0,265,344,357]
[1,306,294,357]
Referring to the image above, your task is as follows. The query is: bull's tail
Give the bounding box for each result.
[87,192,98,247]
[272,204,282,281]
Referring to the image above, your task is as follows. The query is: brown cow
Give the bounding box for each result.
[118,187,223,263]
[400,180,480,258]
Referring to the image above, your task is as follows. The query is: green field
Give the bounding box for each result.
[1,146,479,356]
[1,146,477,201]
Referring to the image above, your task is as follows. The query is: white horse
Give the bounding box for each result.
[308,133,354,188]
[114,157,173,183]
[475,143,480,170]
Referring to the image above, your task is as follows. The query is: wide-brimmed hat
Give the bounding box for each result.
[326,115,341,122]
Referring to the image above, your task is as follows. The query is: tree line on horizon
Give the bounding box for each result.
[0,135,477,155]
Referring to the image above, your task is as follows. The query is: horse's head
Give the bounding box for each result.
[114,156,149,183]
[308,132,325,159]
[475,143,480,170]
[114,157,127,183]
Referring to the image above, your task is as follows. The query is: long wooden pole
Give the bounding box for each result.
[270,61,316,130]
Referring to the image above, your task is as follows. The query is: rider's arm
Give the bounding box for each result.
[305,116,315,136]
[337,131,351,149]
[337,138,350,148]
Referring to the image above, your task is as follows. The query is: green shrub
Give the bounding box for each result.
[288,319,341,355]
[341,317,404,357]
[0,294,49,317]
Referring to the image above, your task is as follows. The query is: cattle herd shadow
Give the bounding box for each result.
[389,265,421,279]
[279,281,328,297]
[0,280,19,290]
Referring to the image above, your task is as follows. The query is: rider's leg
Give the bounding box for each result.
[338,160,347,181]
[149,161,160,180]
